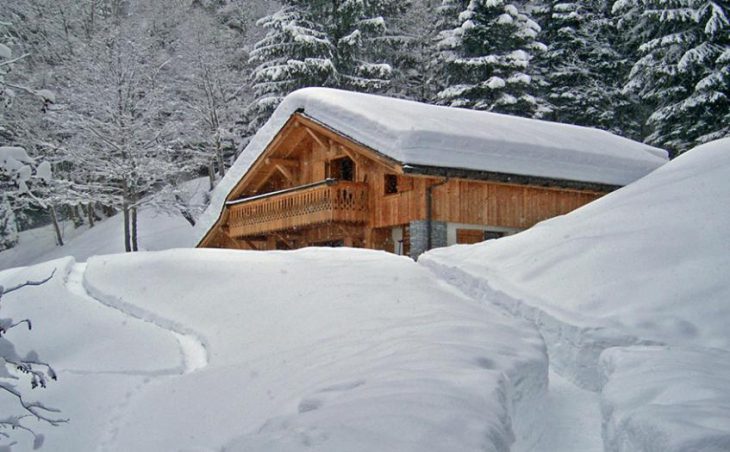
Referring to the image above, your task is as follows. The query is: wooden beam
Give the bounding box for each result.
[273,232,295,249]
[244,239,260,250]
[326,139,338,159]
[250,166,279,193]
[275,164,295,184]
[295,113,402,174]
[266,157,300,168]
[337,144,366,168]
[305,127,326,149]
[226,118,307,199]
[218,231,245,250]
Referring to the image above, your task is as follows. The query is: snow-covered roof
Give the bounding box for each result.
[195,88,668,240]
[280,88,666,184]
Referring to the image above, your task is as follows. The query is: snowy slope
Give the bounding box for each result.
[0,178,207,271]
[195,88,667,242]
[423,138,730,350]
[0,248,547,451]
[422,138,730,451]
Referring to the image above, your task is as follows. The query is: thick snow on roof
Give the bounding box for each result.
[286,88,668,184]
[196,88,667,241]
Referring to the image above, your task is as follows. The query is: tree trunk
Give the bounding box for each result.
[130,187,139,252]
[123,203,131,252]
[215,136,226,177]
[72,204,83,228]
[123,181,132,252]
[208,160,216,190]
[86,203,95,228]
[175,195,196,227]
[49,205,64,247]
[131,206,138,252]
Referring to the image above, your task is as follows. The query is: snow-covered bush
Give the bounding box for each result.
[0,272,65,449]
[0,195,17,251]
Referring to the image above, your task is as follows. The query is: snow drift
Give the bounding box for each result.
[0,248,547,451]
[422,138,730,450]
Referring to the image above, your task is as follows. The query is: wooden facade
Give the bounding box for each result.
[198,113,611,256]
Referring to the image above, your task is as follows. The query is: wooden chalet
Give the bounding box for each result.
[197,89,668,258]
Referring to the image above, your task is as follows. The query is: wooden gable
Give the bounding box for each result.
[199,111,611,255]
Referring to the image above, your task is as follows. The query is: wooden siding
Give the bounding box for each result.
[199,113,608,251]
[370,176,601,230]
[457,229,486,245]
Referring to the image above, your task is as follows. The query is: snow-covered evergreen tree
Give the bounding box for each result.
[394,0,448,102]
[247,0,409,131]
[434,0,547,116]
[534,1,640,135]
[615,0,730,153]
[247,5,336,132]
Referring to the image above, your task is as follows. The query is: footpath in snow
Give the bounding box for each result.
[66,262,209,375]
[2,248,549,451]
[515,370,602,452]
[1,139,727,451]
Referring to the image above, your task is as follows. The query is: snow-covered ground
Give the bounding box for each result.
[0,178,207,271]
[422,138,730,450]
[2,139,728,451]
[1,249,547,451]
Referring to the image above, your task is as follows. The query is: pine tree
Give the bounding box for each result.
[535,1,640,135]
[433,0,547,116]
[615,0,730,153]
[247,0,409,131]
[247,5,337,131]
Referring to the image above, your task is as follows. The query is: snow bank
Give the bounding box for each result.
[422,138,730,371]
[1,248,548,451]
[76,248,547,451]
[0,258,184,450]
[600,346,730,452]
[422,138,730,449]
[0,177,208,271]
[195,88,667,242]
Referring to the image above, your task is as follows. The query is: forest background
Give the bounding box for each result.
[1,0,728,251]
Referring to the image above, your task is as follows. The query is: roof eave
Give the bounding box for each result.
[402,164,622,193]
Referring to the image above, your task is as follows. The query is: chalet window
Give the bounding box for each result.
[384,174,398,194]
[329,157,354,181]
[483,230,505,240]
[456,229,505,244]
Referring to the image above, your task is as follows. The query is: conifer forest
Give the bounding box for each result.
[1,0,729,250]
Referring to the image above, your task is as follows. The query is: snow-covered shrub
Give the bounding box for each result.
[0,272,65,449]
[0,195,18,251]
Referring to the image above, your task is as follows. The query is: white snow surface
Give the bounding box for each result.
[0,146,33,172]
[0,178,207,271]
[423,138,730,351]
[195,88,668,242]
[421,138,730,449]
[600,346,730,452]
[0,248,547,451]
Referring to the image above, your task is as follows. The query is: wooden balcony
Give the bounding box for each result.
[226,180,369,237]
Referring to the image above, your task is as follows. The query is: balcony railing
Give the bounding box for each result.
[227,180,369,237]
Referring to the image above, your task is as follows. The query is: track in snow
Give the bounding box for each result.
[515,369,603,452]
[65,262,208,375]
[425,263,605,452]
